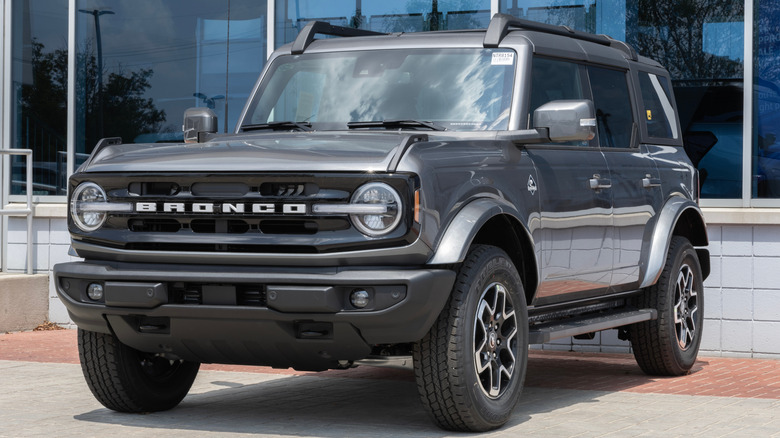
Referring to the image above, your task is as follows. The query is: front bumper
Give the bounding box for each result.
[54,261,455,371]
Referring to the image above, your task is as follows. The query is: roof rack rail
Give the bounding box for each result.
[483,13,637,61]
[291,21,387,55]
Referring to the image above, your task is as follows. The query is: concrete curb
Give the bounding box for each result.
[0,274,49,332]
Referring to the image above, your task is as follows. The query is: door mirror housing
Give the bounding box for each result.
[533,99,596,142]
[182,108,218,143]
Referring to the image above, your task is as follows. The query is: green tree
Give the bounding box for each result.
[631,0,744,82]
[20,39,166,158]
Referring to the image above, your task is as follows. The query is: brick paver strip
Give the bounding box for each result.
[2,329,778,399]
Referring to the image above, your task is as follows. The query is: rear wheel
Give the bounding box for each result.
[413,245,528,432]
[630,236,704,376]
[78,328,200,412]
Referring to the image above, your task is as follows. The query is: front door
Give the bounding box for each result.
[526,57,614,306]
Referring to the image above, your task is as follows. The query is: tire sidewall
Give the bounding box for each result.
[453,248,528,427]
[662,239,704,372]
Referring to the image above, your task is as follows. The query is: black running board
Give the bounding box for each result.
[528,309,657,344]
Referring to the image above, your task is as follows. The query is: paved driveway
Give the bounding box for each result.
[1,330,779,437]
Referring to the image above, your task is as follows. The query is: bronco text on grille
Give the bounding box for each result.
[134,202,309,214]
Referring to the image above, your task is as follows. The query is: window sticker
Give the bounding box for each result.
[491,52,515,65]
[647,110,653,120]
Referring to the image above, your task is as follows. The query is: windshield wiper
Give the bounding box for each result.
[241,121,313,132]
[347,119,446,131]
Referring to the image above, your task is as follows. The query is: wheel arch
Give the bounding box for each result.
[639,196,710,288]
[427,198,538,305]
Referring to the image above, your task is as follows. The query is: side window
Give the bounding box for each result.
[589,66,635,148]
[530,57,587,145]
[638,72,679,139]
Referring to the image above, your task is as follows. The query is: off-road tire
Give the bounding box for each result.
[78,328,200,412]
[413,245,528,432]
[630,236,704,376]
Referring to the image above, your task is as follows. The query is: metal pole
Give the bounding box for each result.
[78,9,114,141]
[25,151,32,274]
[67,0,76,183]
[0,149,34,274]
[1,0,12,273]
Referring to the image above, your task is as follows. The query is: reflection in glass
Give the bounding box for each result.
[75,0,266,158]
[754,1,780,198]
[275,0,491,47]
[11,0,69,195]
[246,49,514,131]
[636,0,744,199]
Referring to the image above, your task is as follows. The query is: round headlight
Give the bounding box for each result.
[350,182,403,236]
[71,182,108,232]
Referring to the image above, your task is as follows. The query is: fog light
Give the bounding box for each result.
[350,290,370,309]
[87,283,104,301]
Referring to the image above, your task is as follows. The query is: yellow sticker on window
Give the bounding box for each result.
[646,110,653,120]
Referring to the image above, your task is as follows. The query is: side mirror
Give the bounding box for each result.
[533,99,596,142]
[182,108,218,143]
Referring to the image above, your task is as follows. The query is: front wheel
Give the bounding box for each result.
[413,245,528,432]
[78,328,200,412]
[630,236,704,376]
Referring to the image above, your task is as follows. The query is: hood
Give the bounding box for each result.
[81,132,411,173]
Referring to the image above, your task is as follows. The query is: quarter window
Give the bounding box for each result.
[639,72,679,140]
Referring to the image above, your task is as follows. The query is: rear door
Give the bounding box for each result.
[587,65,663,291]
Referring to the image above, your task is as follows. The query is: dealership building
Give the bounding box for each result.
[1,0,778,358]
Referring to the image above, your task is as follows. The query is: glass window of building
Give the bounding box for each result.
[74,0,267,182]
[502,0,745,199]
[10,0,69,195]
[755,1,780,198]
[275,0,492,46]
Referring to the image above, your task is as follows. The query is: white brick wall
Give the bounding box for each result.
[4,216,80,326]
[5,216,75,273]
[700,225,780,359]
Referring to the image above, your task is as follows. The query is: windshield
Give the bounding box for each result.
[242,48,516,132]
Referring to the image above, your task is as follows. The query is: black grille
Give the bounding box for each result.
[72,172,418,254]
[191,219,251,234]
[128,218,181,233]
[258,220,318,234]
[169,282,267,307]
[237,287,266,306]
[260,182,317,196]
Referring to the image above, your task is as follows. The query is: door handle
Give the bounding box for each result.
[589,176,612,190]
[642,177,662,188]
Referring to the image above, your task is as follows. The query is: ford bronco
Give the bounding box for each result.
[55,14,709,432]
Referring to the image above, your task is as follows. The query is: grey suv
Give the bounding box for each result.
[55,14,709,432]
